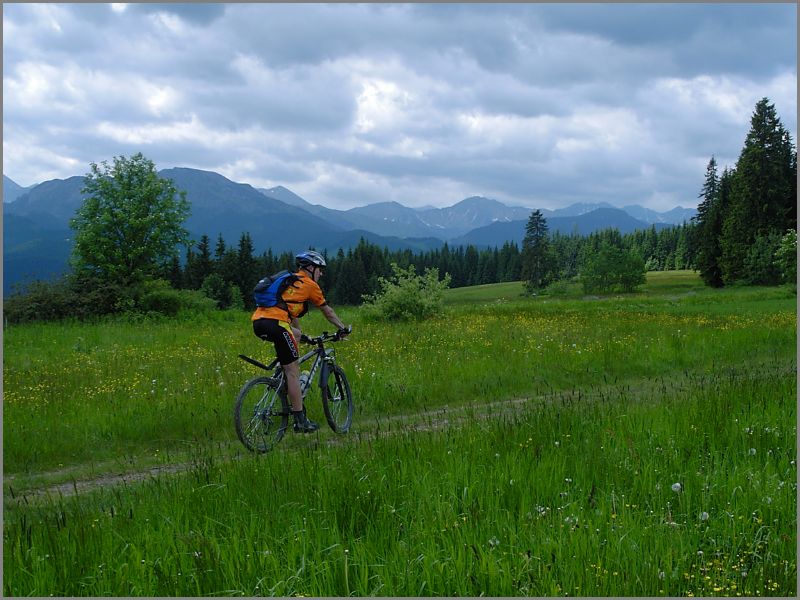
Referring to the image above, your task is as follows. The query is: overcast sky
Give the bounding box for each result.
[3,3,796,211]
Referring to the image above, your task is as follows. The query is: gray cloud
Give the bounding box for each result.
[3,3,796,212]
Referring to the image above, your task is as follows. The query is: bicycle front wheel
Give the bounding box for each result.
[321,364,353,433]
[234,376,289,453]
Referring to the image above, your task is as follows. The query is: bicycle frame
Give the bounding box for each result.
[238,338,337,397]
[297,346,322,396]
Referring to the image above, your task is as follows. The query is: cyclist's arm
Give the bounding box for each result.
[320,304,347,331]
[306,280,349,334]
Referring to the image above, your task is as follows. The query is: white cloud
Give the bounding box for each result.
[35,4,64,33]
[149,10,186,35]
[95,113,263,149]
[355,79,412,134]
[648,75,756,125]
[146,85,180,117]
[5,62,53,107]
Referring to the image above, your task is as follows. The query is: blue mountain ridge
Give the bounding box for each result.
[3,169,695,294]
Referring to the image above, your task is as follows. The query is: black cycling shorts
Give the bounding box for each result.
[253,318,299,365]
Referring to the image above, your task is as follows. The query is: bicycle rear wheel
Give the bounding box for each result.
[234,376,289,453]
[321,364,353,433]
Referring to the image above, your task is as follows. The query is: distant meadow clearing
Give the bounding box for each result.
[3,272,796,596]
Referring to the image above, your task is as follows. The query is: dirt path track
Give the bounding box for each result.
[5,387,593,503]
[7,362,792,504]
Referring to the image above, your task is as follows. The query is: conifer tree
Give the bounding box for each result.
[693,157,725,286]
[521,209,556,292]
[464,245,480,286]
[720,98,797,284]
[214,234,227,265]
[234,232,258,308]
[336,249,369,305]
[183,234,213,289]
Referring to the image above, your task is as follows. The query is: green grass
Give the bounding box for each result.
[442,270,707,304]
[3,363,795,596]
[3,271,797,596]
[443,280,527,304]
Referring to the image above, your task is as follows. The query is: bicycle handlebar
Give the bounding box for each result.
[300,325,352,345]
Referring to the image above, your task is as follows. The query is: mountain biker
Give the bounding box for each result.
[251,250,351,433]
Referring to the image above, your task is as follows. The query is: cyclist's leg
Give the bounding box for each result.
[283,360,319,432]
[282,360,302,411]
[255,319,318,432]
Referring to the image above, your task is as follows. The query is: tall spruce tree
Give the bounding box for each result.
[235,232,258,308]
[184,234,213,289]
[713,168,735,282]
[521,209,556,292]
[719,98,797,284]
[693,157,725,287]
[336,249,369,305]
[214,234,227,267]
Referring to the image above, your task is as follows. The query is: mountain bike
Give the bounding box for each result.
[234,328,353,453]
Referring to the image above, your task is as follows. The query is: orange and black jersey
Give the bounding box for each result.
[251,270,327,323]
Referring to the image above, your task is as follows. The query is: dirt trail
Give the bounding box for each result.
[5,389,585,503]
[6,361,792,504]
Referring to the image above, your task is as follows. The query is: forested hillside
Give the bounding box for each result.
[169,224,696,308]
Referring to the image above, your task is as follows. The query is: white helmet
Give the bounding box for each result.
[295,250,327,270]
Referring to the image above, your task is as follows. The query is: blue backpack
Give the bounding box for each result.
[253,270,300,309]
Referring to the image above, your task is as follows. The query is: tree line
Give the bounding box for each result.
[162,221,697,310]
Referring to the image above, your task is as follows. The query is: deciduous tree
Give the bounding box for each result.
[70,153,190,290]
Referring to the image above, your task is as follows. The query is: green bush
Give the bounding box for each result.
[138,280,186,316]
[743,232,783,285]
[362,263,451,321]
[140,280,216,316]
[200,273,228,308]
[200,274,244,310]
[3,275,131,323]
[580,243,646,294]
[3,276,217,323]
[543,278,581,297]
[4,278,75,323]
[227,284,245,311]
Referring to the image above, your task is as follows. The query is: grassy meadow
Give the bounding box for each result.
[3,271,797,596]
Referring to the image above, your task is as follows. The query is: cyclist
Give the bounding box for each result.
[252,250,351,433]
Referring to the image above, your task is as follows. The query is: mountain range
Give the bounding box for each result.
[3,175,35,204]
[3,169,695,294]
